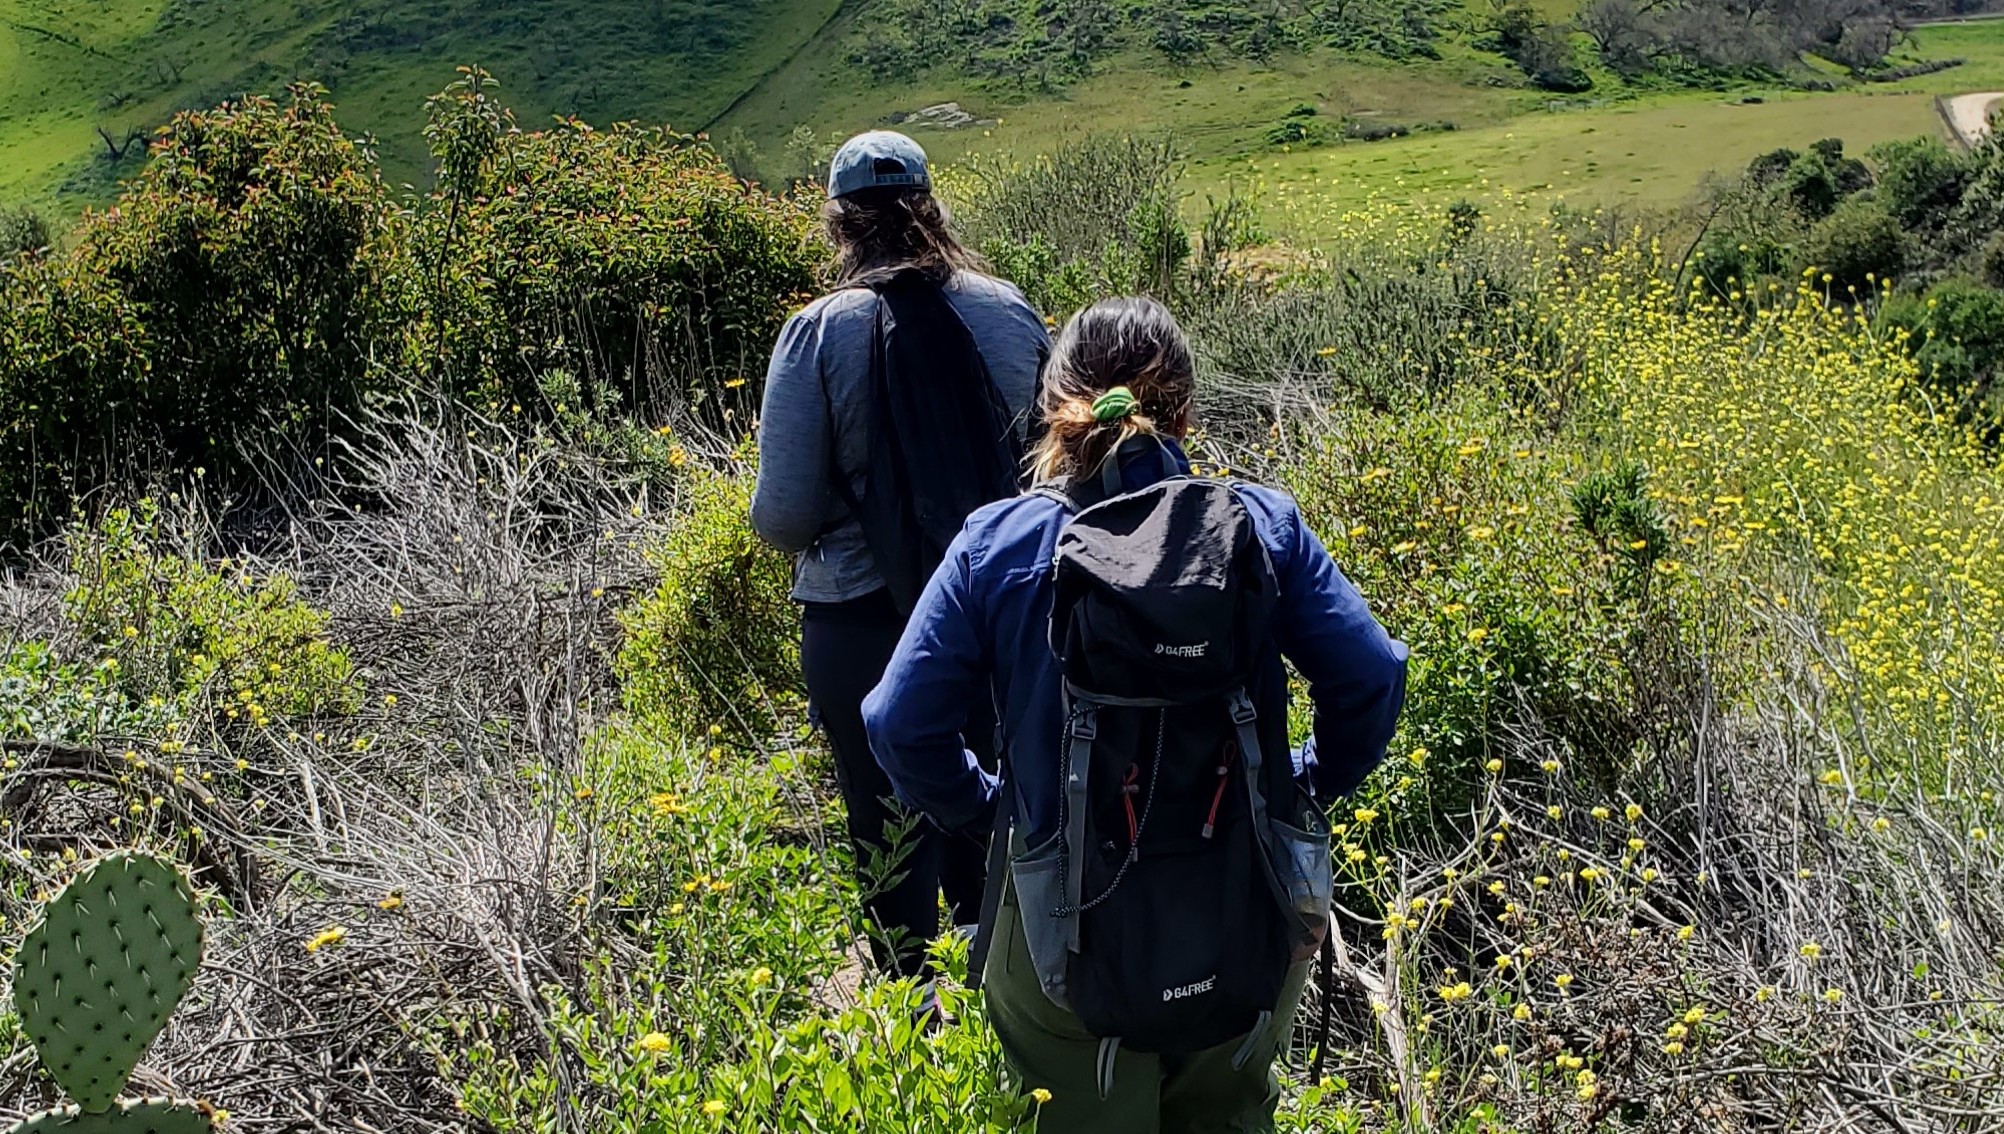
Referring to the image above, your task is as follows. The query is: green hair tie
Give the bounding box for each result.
[1091,386,1139,423]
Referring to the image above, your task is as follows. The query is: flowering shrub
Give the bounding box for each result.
[1222,221,2004,1130]
[1,503,356,755]
[618,470,802,750]
[0,77,821,545]
[1281,393,1683,822]
[1531,254,2004,784]
[61,504,358,726]
[449,724,1032,1132]
[0,83,392,543]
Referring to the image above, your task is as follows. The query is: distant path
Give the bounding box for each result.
[1907,11,2004,24]
[1942,91,2004,146]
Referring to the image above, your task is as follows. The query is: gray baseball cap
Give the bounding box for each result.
[828,130,931,199]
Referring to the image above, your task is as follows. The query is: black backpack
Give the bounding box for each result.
[974,463,1334,1064]
[825,268,1029,614]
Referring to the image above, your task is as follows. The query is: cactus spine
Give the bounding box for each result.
[6,852,212,1133]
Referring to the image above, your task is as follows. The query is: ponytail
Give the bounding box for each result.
[1029,298,1196,483]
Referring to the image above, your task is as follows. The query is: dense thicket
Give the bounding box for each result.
[0,76,821,548]
[1697,133,2004,434]
[849,0,1987,97]
[1580,0,2004,78]
[848,0,1455,91]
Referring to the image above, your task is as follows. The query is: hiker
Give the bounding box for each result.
[862,297,1407,1133]
[750,131,1050,992]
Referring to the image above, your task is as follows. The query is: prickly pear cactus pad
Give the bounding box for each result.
[11,853,205,1114]
[4,1098,213,1134]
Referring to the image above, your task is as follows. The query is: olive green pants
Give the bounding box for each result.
[983,885,1310,1134]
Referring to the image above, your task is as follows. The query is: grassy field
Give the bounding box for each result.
[1884,19,2004,91]
[1237,88,1945,229]
[711,37,1542,170]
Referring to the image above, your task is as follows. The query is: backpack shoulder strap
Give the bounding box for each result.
[1228,686,1291,911]
[1029,483,1077,512]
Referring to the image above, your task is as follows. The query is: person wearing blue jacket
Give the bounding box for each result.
[862,297,1407,1132]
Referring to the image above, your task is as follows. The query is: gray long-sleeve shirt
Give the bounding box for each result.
[751,271,1049,603]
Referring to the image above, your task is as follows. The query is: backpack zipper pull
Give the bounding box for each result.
[1121,764,1141,856]
[1202,741,1237,839]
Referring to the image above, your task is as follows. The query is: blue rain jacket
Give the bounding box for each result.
[861,441,1408,842]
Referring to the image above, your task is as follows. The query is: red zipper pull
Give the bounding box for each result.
[1203,741,1237,839]
[1121,764,1141,851]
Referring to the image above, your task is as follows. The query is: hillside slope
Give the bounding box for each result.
[0,0,1993,213]
[0,0,843,204]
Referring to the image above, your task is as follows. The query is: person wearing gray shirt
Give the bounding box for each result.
[751,131,1049,1006]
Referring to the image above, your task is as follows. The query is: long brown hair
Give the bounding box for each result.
[823,187,986,286]
[1030,297,1197,483]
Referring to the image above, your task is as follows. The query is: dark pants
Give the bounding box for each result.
[985,874,1309,1133]
[801,588,990,979]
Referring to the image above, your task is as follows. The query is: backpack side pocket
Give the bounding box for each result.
[1267,805,1333,963]
[1010,833,1077,1009]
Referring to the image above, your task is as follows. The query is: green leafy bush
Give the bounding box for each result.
[1769,140,1875,223]
[1800,195,1906,294]
[0,84,393,544]
[0,204,48,263]
[618,472,801,749]
[408,91,823,421]
[1869,136,1972,233]
[0,642,180,745]
[1694,228,1794,297]
[0,257,152,542]
[1881,278,2004,436]
[1266,117,1325,147]
[0,76,822,544]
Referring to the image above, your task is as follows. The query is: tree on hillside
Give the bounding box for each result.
[1480,0,1593,90]
[1579,0,1656,77]
[1577,0,1916,77]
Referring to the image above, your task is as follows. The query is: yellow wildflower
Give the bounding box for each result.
[304,927,347,953]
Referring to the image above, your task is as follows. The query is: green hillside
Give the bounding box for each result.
[0,0,1995,214]
[0,0,845,206]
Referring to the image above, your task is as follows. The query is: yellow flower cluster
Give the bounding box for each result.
[1520,254,2004,779]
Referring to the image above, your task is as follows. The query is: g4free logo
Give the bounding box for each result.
[1154,642,1208,659]
[1162,975,1217,1003]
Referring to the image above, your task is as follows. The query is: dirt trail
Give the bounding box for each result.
[1943,92,2004,147]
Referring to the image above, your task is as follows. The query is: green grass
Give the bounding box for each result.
[1227,88,1945,229]
[1885,21,2004,93]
